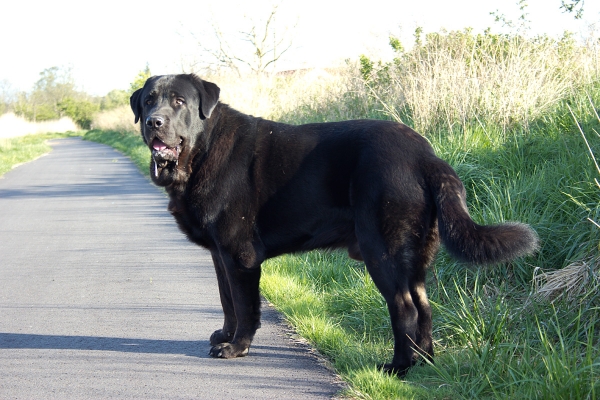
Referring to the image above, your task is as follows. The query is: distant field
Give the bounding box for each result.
[0,113,78,139]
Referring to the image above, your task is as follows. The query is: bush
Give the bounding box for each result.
[58,98,100,129]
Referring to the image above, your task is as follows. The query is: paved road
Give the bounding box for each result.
[0,138,343,399]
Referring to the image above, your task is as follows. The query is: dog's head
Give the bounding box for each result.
[130,74,220,186]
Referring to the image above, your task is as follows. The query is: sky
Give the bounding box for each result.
[1,0,599,96]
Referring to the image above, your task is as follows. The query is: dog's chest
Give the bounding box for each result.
[167,195,214,248]
[169,182,246,249]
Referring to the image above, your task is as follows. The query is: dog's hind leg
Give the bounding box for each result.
[354,193,439,375]
[355,229,419,375]
[408,221,439,365]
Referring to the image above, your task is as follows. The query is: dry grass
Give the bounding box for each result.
[206,67,368,122]
[80,30,600,141]
[91,67,370,132]
[533,258,599,302]
[365,31,600,135]
[530,93,600,303]
[91,105,138,133]
[0,112,79,138]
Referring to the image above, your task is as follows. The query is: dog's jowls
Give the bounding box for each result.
[130,74,538,376]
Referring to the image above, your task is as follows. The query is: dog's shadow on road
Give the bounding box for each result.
[0,332,209,358]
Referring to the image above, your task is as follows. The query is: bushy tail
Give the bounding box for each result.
[426,159,539,264]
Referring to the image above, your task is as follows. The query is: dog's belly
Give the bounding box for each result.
[260,208,356,258]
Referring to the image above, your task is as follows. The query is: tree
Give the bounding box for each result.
[9,65,158,129]
[193,4,295,76]
[561,0,585,19]
[0,80,16,115]
[130,65,152,94]
[490,0,531,33]
[100,89,130,110]
[58,97,99,129]
[11,66,104,128]
[14,66,77,122]
[33,66,77,118]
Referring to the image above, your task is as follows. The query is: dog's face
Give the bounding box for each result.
[130,74,220,185]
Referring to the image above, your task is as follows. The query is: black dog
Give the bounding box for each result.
[130,74,538,375]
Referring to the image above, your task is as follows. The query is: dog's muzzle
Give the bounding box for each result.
[151,138,181,178]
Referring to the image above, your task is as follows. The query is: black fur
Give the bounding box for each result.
[130,74,539,375]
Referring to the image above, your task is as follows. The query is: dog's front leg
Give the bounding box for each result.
[208,251,262,358]
[209,252,237,346]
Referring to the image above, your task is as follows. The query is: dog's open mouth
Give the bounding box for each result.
[151,137,182,178]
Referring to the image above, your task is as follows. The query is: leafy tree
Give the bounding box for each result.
[12,66,104,129]
[14,66,77,122]
[58,97,99,129]
[100,89,130,110]
[359,55,374,81]
[490,0,531,33]
[561,0,584,18]
[9,65,160,129]
[129,65,152,94]
[0,80,16,115]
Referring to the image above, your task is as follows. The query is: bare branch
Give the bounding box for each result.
[190,3,295,75]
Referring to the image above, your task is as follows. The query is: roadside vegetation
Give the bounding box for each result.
[4,20,599,399]
[258,29,600,399]
[0,131,81,176]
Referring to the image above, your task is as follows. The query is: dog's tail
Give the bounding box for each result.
[425,158,539,264]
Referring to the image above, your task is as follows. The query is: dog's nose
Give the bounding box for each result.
[146,116,164,129]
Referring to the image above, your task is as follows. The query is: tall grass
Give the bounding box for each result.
[91,105,138,133]
[85,28,600,399]
[358,30,599,138]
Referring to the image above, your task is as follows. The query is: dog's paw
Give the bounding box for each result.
[209,329,234,346]
[209,342,249,358]
[379,363,410,377]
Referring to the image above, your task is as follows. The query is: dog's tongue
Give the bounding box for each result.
[152,138,168,151]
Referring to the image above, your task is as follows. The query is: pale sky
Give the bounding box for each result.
[2,0,599,96]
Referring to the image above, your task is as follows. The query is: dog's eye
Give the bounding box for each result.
[145,99,153,105]
[175,98,185,106]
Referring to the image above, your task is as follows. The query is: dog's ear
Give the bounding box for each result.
[130,88,143,124]
[189,74,220,119]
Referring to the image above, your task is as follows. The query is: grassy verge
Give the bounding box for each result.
[261,256,599,399]
[0,132,82,176]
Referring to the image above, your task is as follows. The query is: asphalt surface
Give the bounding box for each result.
[0,137,344,399]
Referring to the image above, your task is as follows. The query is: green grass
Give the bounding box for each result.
[0,131,82,177]
[261,255,600,399]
